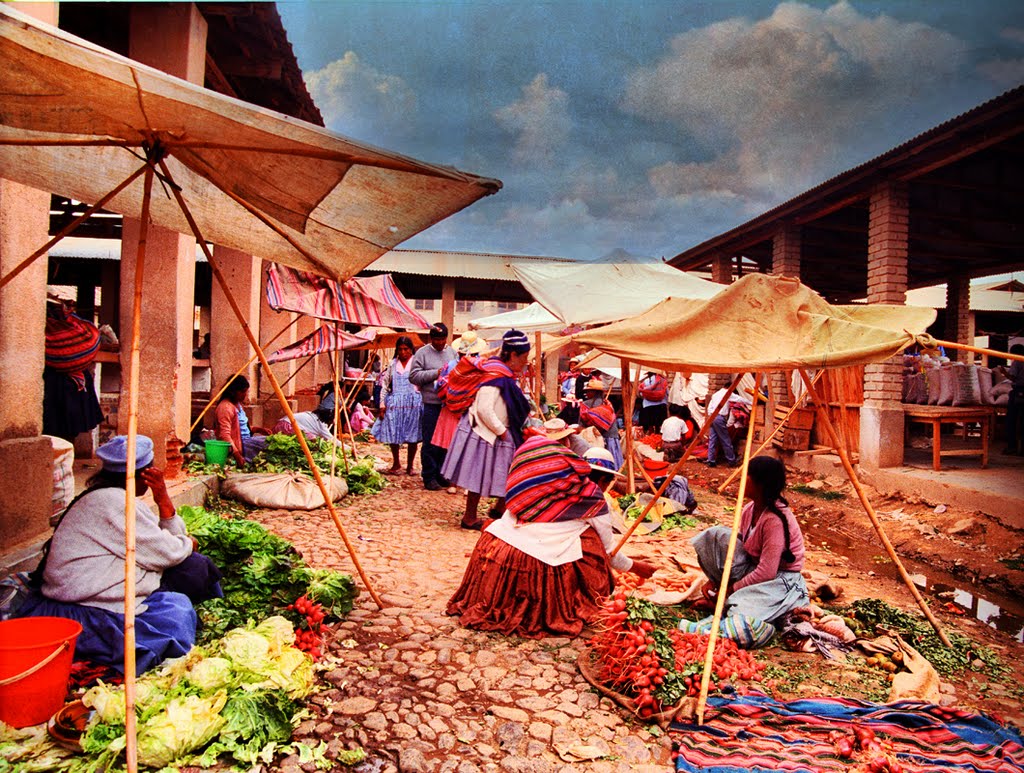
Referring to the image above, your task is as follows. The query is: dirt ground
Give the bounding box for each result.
[235,440,1024,772]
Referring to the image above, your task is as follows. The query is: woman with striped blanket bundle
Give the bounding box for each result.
[440,329,533,530]
[447,420,656,638]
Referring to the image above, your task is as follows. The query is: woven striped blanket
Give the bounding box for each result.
[672,692,1024,772]
[505,436,606,523]
[45,310,99,390]
[440,355,511,415]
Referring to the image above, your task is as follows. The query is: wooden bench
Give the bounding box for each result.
[902,405,996,471]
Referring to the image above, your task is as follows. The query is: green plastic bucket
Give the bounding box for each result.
[204,439,232,465]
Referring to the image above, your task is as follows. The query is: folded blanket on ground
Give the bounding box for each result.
[671,692,1023,773]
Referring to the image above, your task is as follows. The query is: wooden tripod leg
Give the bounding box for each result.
[798,369,950,646]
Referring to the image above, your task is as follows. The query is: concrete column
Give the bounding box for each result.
[209,245,260,393]
[0,2,61,559]
[292,313,318,393]
[860,181,909,469]
[441,279,456,334]
[117,3,207,472]
[945,274,972,363]
[711,253,732,285]
[258,262,298,400]
[770,223,801,408]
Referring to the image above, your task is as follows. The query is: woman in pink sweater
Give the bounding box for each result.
[690,456,808,629]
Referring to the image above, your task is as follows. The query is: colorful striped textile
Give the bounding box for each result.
[672,692,1024,773]
[266,324,375,363]
[440,356,513,415]
[45,308,99,390]
[505,436,606,523]
[579,400,616,432]
[265,263,429,329]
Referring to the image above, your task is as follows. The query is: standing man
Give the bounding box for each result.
[410,322,458,490]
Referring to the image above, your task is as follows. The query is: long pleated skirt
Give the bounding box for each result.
[440,414,516,497]
[446,527,613,639]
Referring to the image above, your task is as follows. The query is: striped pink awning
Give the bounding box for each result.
[266,263,429,330]
[266,325,376,364]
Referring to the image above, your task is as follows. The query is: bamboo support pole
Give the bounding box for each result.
[620,359,636,495]
[337,340,382,461]
[798,369,950,645]
[696,373,762,725]
[159,160,384,609]
[189,315,302,436]
[534,332,543,411]
[329,344,358,467]
[717,370,825,493]
[329,325,349,476]
[925,338,1024,364]
[0,164,149,292]
[122,164,157,773]
[610,374,743,556]
[276,351,317,392]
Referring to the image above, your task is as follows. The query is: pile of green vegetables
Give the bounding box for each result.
[0,617,363,772]
[617,495,700,533]
[181,505,357,644]
[843,598,1007,678]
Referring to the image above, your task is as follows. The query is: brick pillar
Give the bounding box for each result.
[0,2,61,556]
[118,3,207,471]
[711,253,732,285]
[860,182,908,469]
[770,224,801,407]
[945,274,972,363]
[209,246,260,394]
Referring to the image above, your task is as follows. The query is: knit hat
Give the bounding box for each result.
[584,447,624,478]
[502,329,531,354]
[429,322,449,339]
[96,434,154,473]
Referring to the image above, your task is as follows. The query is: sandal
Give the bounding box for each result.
[459,520,483,531]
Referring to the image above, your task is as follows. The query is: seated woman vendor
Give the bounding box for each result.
[446,419,656,638]
[685,455,808,647]
[18,435,222,675]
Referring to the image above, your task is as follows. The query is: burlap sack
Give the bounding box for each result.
[221,472,347,510]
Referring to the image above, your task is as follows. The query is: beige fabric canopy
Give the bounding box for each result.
[0,6,500,280]
[512,260,721,327]
[469,302,564,333]
[572,273,936,373]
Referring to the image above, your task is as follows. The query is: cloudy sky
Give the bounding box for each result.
[278,1,1023,261]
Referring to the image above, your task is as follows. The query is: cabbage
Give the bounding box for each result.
[258,649,315,698]
[187,656,233,690]
[83,683,125,724]
[254,615,295,656]
[136,691,227,768]
[220,629,271,673]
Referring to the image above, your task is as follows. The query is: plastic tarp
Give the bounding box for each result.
[469,302,564,333]
[512,260,721,327]
[0,6,500,280]
[267,326,375,364]
[571,273,936,373]
[266,264,429,328]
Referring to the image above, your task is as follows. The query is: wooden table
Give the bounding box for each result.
[903,405,995,470]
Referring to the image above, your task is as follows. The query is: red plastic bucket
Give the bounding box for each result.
[0,617,82,727]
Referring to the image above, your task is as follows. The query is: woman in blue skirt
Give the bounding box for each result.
[371,335,424,475]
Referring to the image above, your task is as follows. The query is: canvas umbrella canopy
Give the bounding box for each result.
[571,273,949,724]
[469,301,565,333]
[0,9,500,766]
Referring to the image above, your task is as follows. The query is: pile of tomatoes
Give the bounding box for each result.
[587,592,765,718]
[287,594,326,659]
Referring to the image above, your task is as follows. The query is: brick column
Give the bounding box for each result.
[210,246,260,393]
[945,274,972,363]
[860,182,908,468]
[0,2,61,559]
[770,224,801,407]
[118,3,207,471]
[711,253,732,285]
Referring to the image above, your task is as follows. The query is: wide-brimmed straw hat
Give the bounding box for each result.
[584,447,624,478]
[454,330,487,355]
[583,377,605,392]
[542,418,576,440]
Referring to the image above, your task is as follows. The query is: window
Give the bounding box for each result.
[414,298,434,311]
[495,301,519,313]
[456,300,474,313]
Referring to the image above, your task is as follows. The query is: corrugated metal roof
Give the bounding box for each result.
[49,237,207,262]
[364,249,577,281]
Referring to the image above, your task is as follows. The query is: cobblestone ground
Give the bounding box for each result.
[245,469,680,773]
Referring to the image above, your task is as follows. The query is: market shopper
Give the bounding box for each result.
[214,375,267,465]
[432,330,489,454]
[440,330,533,529]
[686,455,808,645]
[446,422,655,638]
[660,403,696,462]
[409,323,458,490]
[578,377,623,470]
[371,335,423,475]
[17,435,222,674]
[638,370,669,433]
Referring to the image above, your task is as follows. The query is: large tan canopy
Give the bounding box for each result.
[571,273,936,373]
[0,6,500,280]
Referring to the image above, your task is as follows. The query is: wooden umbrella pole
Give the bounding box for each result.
[189,315,302,436]
[696,373,761,725]
[0,163,149,292]
[632,445,660,491]
[159,160,385,609]
[329,327,356,469]
[122,163,156,773]
[798,369,951,646]
[717,370,825,494]
[329,323,349,477]
[621,359,636,494]
[610,373,743,556]
[926,338,1024,364]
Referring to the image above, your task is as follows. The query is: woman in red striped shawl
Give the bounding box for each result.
[447,419,656,638]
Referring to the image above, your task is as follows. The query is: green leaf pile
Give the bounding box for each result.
[248,434,386,495]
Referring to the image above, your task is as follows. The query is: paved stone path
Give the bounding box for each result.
[246,471,679,773]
